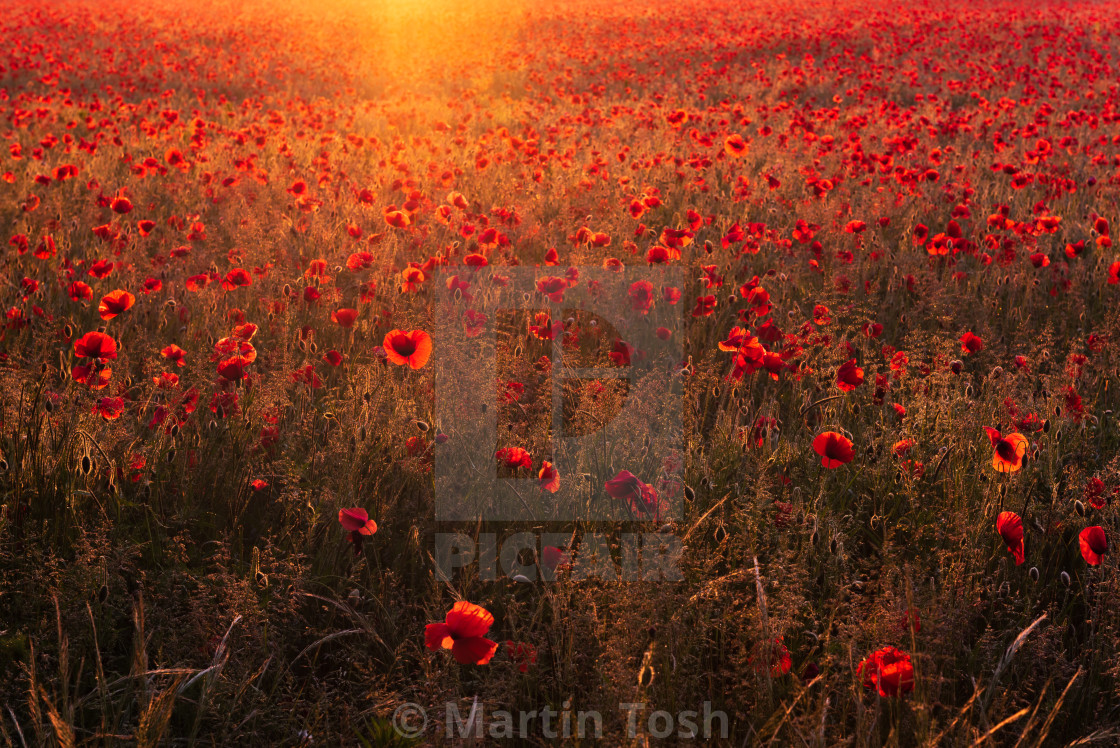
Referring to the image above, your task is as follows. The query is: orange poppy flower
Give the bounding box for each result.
[984,427,1027,472]
[98,290,135,320]
[383,329,432,369]
[539,461,560,493]
[812,432,854,468]
[425,601,499,665]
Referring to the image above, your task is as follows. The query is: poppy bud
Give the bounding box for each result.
[0,458,7,472]
[166,448,175,463]
[998,581,1009,597]
[80,454,92,474]
[1074,500,1086,516]
[415,420,430,432]
[684,485,695,502]
[950,360,963,374]
[999,484,1007,497]
[1029,566,1039,581]
[1054,405,1062,418]
[1042,419,1051,433]
[44,398,53,413]
[97,325,106,333]
[829,538,839,554]
[713,525,728,544]
[170,423,179,438]
[1060,571,1071,587]
[283,284,292,297]
[208,420,217,431]
[852,403,861,415]
[658,523,674,534]
[511,574,532,584]
[965,384,974,398]
[810,529,820,546]
[359,426,367,441]
[255,570,269,588]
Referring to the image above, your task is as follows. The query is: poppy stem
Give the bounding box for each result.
[800,394,843,416]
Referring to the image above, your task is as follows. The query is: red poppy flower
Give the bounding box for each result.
[542,546,571,573]
[496,447,532,471]
[110,195,133,214]
[812,432,854,468]
[222,268,252,291]
[161,345,186,367]
[605,469,663,518]
[984,427,1028,472]
[724,133,747,156]
[252,479,269,491]
[399,267,426,293]
[98,290,135,320]
[463,309,487,337]
[384,209,410,228]
[88,259,114,279]
[72,364,112,389]
[505,641,538,673]
[331,308,358,328]
[836,359,864,392]
[628,280,655,314]
[536,276,567,302]
[959,332,984,354]
[857,647,915,697]
[1079,526,1107,566]
[95,396,125,420]
[691,294,716,318]
[74,331,118,360]
[338,507,378,536]
[383,329,432,369]
[68,281,93,303]
[753,637,792,677]
[425,601,499,665]
[539,461,560,493]
[996,511,1025,565]
[217,355,252,381]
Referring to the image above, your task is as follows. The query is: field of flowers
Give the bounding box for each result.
[1,0,1119,744]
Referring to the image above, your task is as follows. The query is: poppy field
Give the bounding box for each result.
[2,0,1120,743]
